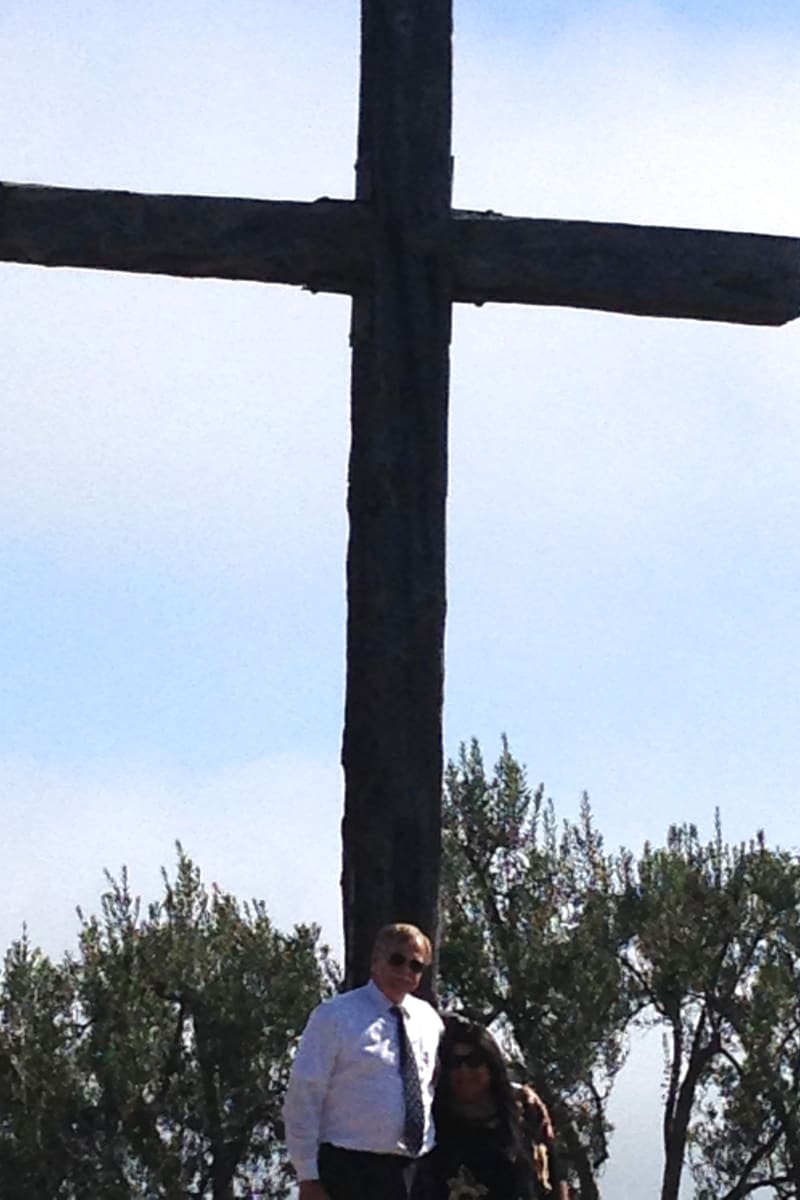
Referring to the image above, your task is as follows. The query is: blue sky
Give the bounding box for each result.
[2,3,800,1195]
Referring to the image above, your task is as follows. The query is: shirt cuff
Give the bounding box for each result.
[294,1157,320,1183]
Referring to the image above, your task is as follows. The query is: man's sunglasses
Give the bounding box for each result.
[447,1050,489,1070]
[387,951,426,975]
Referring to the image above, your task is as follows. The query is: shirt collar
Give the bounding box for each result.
[367,977,410,1016]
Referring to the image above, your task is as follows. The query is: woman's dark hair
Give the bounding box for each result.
[434,1017,527,1162]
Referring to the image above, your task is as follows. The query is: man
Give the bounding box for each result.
[283,922,443,1200]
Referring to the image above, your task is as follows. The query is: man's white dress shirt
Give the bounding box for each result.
[283,979,444,1182]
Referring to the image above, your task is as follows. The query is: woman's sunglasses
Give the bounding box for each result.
[447,1050,489,1070]
[387,951,426,975]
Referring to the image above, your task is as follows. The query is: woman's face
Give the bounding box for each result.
[446,1040,492,1106]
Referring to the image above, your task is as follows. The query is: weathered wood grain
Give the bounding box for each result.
[453,211,800,326]
[341,0,452,991]
[3,181,799,326]
[0,182,368,292]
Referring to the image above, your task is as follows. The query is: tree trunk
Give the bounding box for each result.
[533,1077,602,1200]
[559,1119,600,1200]
[660,1027,719,1200]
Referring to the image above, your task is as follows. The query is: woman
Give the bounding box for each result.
[416,1018,566,1200]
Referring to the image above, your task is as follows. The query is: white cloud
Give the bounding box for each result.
[3,5,798,576]
[450,303,800,566]
[1,1,359,200]
[0,267,351,574]
[0,753,344,964]
[454,6,800,234]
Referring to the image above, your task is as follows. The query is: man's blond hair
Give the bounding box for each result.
[371,922,432,965]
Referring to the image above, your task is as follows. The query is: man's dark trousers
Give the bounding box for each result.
[318,1142,418,1200]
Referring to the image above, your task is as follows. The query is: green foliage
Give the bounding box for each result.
[683,838,800,1200]
[0,933,82,1198]
[616,819,800,1200]
[0,847,335,1200]
[4,761,799,1200]
[440,738,800,1200]
[439,738,631,1200]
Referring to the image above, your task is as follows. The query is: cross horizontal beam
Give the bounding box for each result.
[3,181,799,326]
[0,182,369,295]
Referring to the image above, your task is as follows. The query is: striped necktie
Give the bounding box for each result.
[391,1005,425,1155]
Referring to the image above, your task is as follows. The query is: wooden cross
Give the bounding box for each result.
[3,1,799,989]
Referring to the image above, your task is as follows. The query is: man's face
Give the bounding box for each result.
[371,935,428,1003]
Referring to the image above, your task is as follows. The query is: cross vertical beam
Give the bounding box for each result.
[342,0,453,987]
